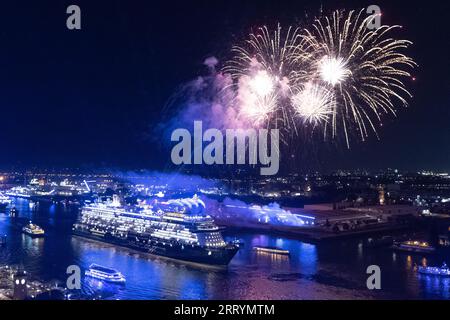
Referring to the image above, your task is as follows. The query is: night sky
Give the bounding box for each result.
[0,0,449,172]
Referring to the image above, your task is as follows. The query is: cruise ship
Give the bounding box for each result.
[72,195,238,266]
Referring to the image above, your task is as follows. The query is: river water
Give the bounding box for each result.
[0,198,448,300]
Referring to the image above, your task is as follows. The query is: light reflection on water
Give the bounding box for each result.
[0,197,449,300]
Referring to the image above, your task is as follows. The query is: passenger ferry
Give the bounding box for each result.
[85,264,126,284]
[22,222,45,237]
[73,195,238,266]
[253,246,290,255]
[418,263,450,277]
[392,240,436,254]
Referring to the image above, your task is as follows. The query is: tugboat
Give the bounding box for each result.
[418,263,450,277]
[392,240,436,254]
[85,264,126,284]
[253,246,290,255]
[22,222,45,237]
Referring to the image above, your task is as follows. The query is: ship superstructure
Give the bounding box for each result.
[73,195,238,266]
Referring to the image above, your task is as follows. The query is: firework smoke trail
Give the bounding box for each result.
[298,9,417,147]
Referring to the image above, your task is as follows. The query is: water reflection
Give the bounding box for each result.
[0,198,449,299]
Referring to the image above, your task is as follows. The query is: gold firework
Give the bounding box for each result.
[299,9,417,146]
[223,24,308,130]
[291,82,335,126]
[222,9,416,147]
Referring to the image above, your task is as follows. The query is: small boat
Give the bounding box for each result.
[85,264,126,284]
[9,207,19,217]
[231,239,245,247]
[418,263,450,277]
[253,246,290,255]
[392,240,436,254]
[22,222,45,237]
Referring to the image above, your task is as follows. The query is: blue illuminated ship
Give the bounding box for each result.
[72,195,238,266]
[85,264,126,283]
[418,263,450,277]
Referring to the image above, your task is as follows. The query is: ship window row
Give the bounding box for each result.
[81,217,191,230]
[150,230,198,241]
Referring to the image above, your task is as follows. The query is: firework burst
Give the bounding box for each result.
[223,24,307,129]
[299,9,417,146]
[222,9,416,148]
[237,70,278,124]
[291,82,334,126]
